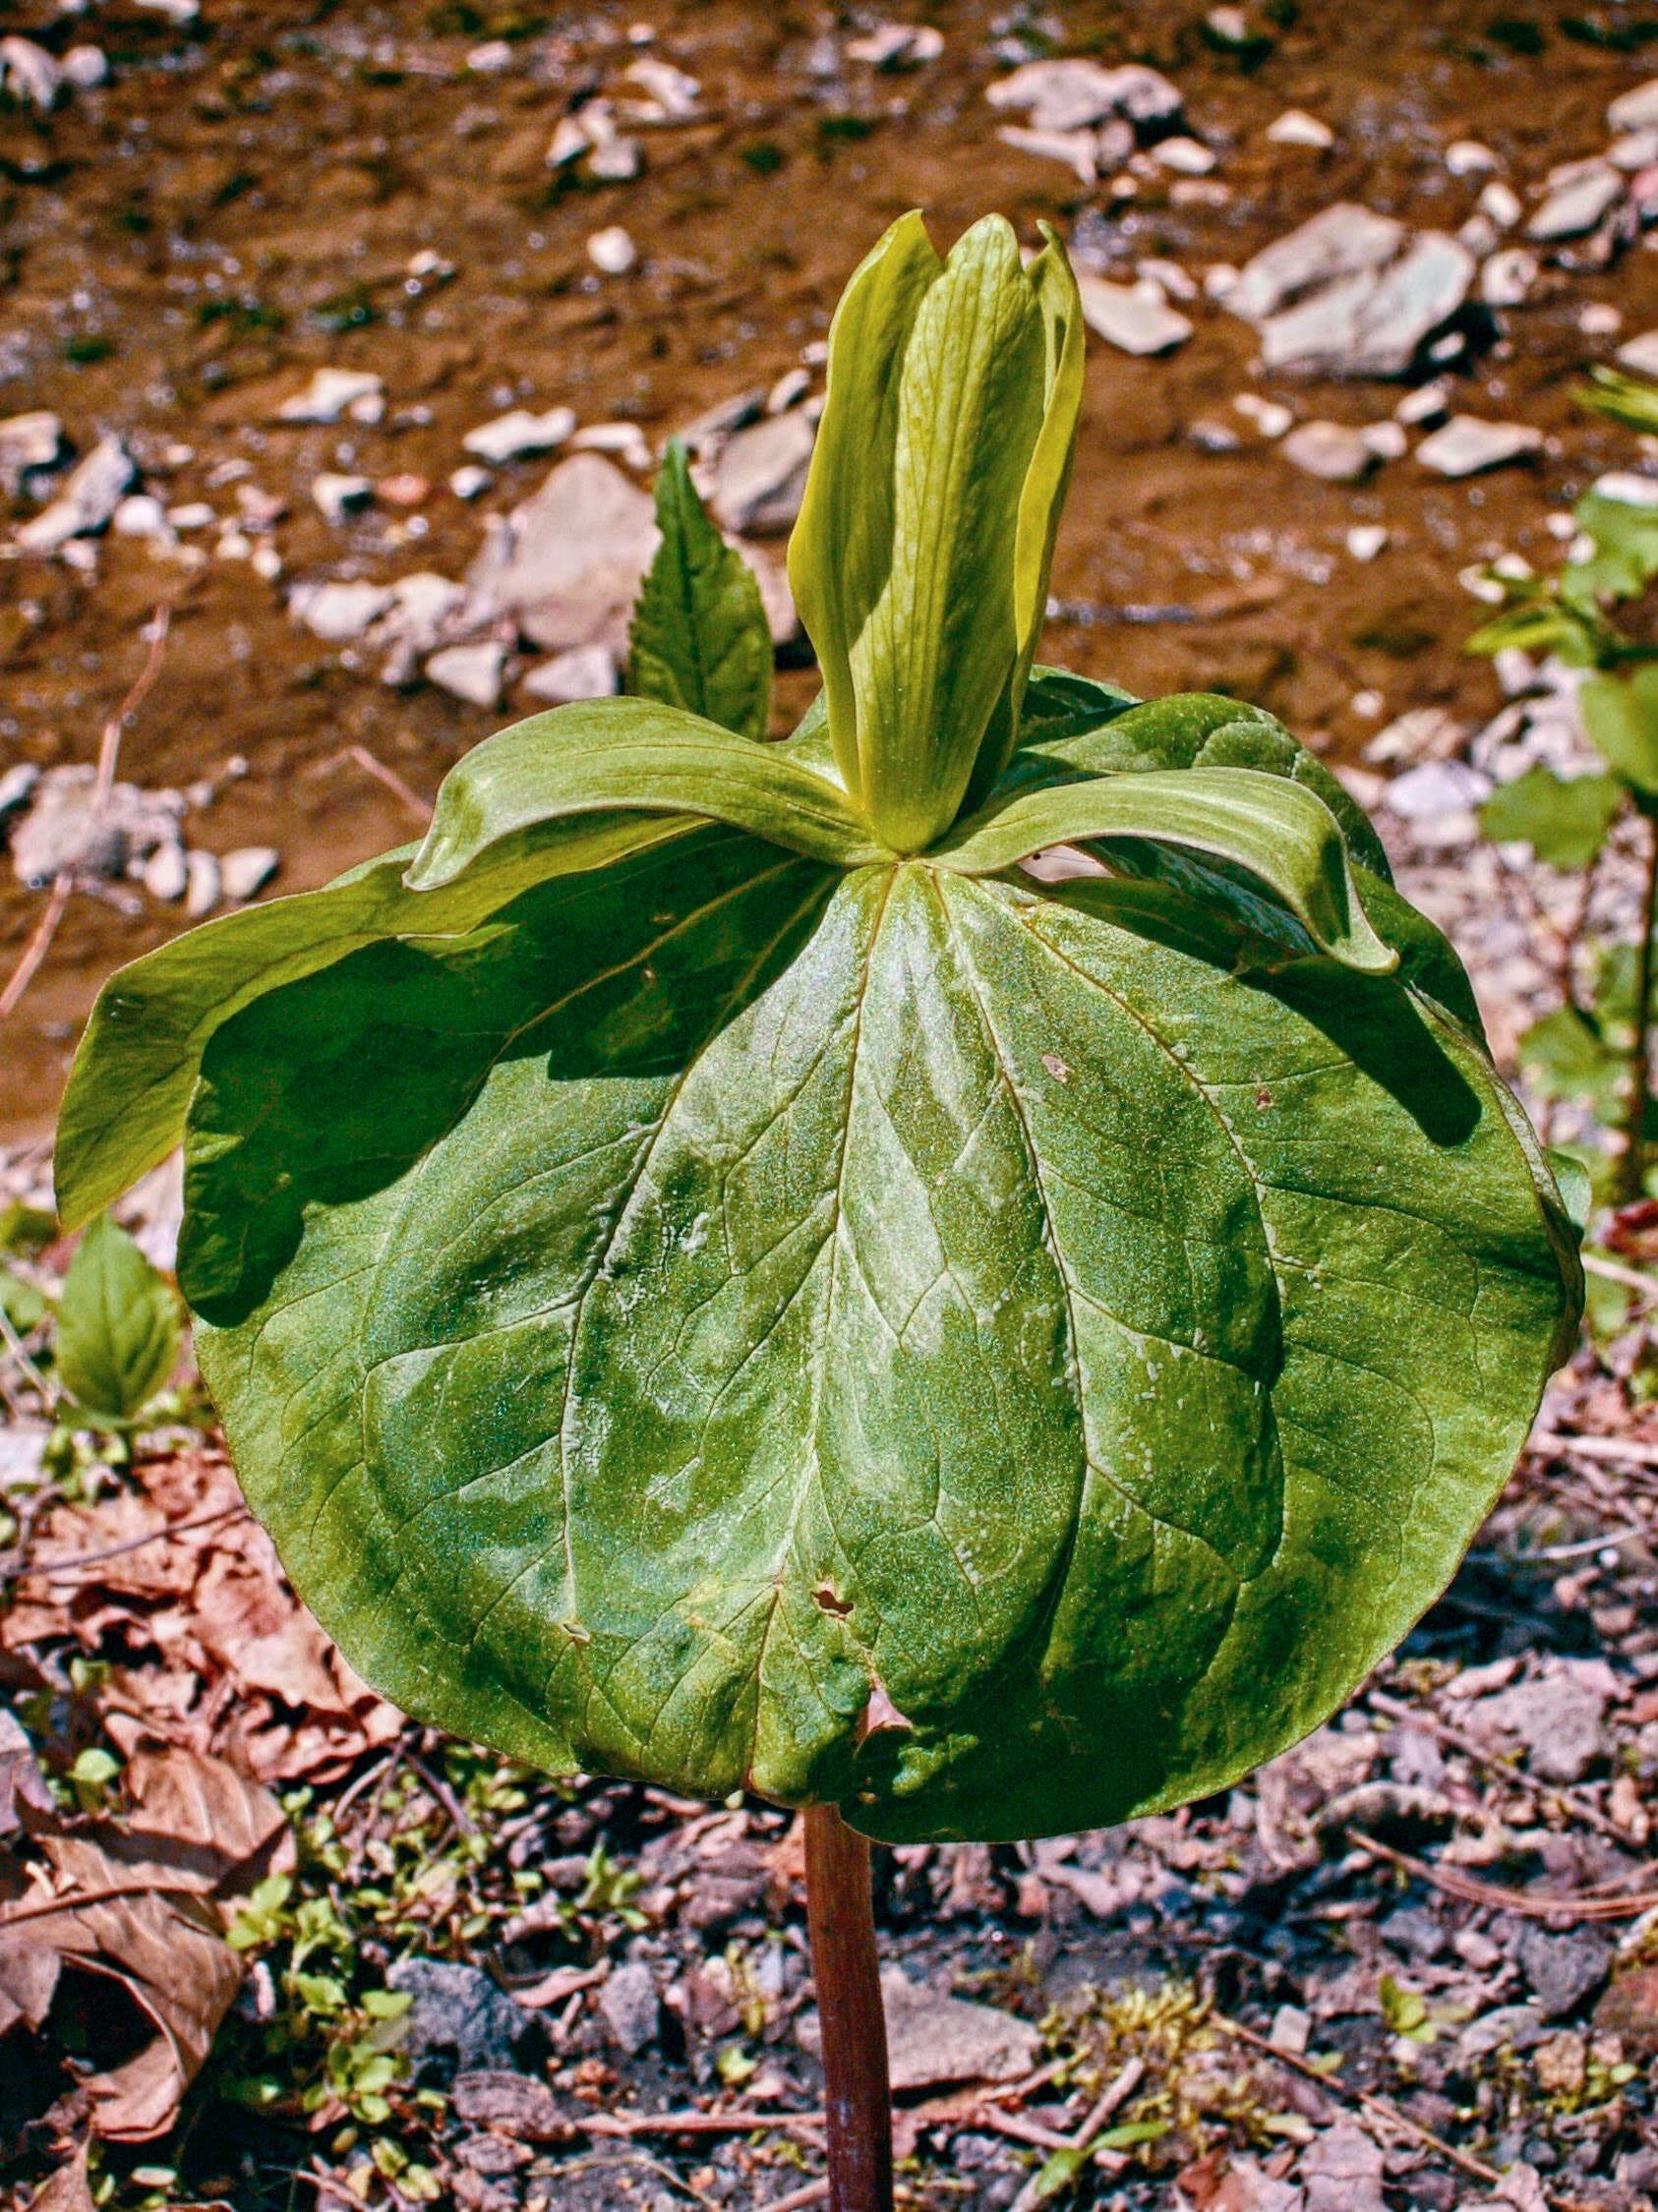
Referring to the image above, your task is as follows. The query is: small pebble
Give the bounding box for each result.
[587,226,638,275]
[1266,108,1333,148]
[1446,139,1498,175]
[449,464,492,499]
[142,842,188,902]
[184,848,221,918]
[1346,524,1389,561]
[220,846,279,902]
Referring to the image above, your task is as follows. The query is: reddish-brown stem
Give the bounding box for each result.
[802,1803,892,2212]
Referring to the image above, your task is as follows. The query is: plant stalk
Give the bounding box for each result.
[803,1803,892,2212]
[1621,804,1658,1203]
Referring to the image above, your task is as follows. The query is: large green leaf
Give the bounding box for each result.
[178,829,1578,1842]
[1479,767,1626,870]
[930,767,1397,975]
[405,698,880,890]
[55,1213,182,1422]
[54,815,698,1230]
[628,438,773,742]
[788,214,1084,851]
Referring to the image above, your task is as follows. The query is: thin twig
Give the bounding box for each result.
[1348,1830,1658,1923]
[763,2183,831,2212]
[1365,1686,1629,1842]
[24,1504,247,1577]
[1530,1428,1658,1471]
[0,603,175,1025]
[1579,1252,1658,1300]
[1213,2012,1502,2186]
[0,1302,55,1406]
[399,1743,477,1838]
[317,743,434,825]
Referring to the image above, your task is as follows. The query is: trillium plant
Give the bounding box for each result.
[61,216,1582,2210]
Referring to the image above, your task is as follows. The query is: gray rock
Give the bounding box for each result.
[0,410,62,494]
[1301,2122,1386,2212]
[1467,1671,1607,1782]
[375,571,469,684]
[311,472,373,525]
[221,845,279,902]
[60,45,108,90]
[1281,420,1375,481]
[598,1961,660,2055]
[1075,274,1192,355]
[984,57,1181,134]
[1609,79,1658,134]
[1258,231,1474,378]
[589,138,643,181]
[1481,248,1538,308]
[386,1958,533,2075]
[799,1969,1039,2092]
[16,436,137,552]
[467,451,657,654]
[1527,159,1624,242]
[520,642,619,705]
[1229,203,1404,324]
[142,841,188,902]
[462,407,576,465]
[1617,327,1658,378]
[1416,414,1543,477]
[1517,1926,1612,2019]
[10,766,183,887]
[426,639,506,709]
[1458,2005,1549,2063]
[184,848,221,919]
[709,411,815,535]
[289,579,394,643]
[277,369,384,425]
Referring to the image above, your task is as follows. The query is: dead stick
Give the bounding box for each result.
[1214,2012,1502,2186]
[1348,1829,1658,1923]
[803,1804,892,2212]
[0,604,174,1025]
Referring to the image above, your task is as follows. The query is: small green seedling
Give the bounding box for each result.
[57,215,1580,2211]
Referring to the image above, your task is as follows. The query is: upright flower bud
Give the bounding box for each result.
[788,212,1086,853]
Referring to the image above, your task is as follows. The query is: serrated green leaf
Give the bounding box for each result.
[628,438,773,742]
[55,1213,181,1422]
[930,767,1397,975]
[404,697,879,891]
[55,814,696,1231]
[789,213,1084,849]
[1479,766,1626,868]
[178,826,1576,1842]
[1581,669,1658,798]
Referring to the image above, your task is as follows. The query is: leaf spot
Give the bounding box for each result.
[1040,1052,1073,1085]
[812,1585,853,1616]
[1255,1085,1273,1109]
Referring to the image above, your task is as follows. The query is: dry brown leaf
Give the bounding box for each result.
[0,1710,56,1837]
[24,2146,94,2212]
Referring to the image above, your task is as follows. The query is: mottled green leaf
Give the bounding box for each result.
[178,828,1578,1842]
[930,766,1397,975]
[628,438,773,742]
[405,697,879,890]
[1480,766,1626,868]
[56,1213,181,1422]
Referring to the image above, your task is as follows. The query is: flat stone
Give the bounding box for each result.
[450,2071,567,2141]
[1267,108,1333,147]
[220,846,279,902]
[520,642,619,704]
[289,579,394,642]
[1384,759,1491,821]
[277,369,384,425]
[598,1962,660,2056]
[1595,1966,1658,2058]
[984,57,1180,134]
[386,1959,535,2076]
[1281,420,1375,481]
[1481,248,1538,307]
[1153,136,1215,175]
[1076,273,1192,355]
[1416,414,1543,477]
[800,1969,1039,2092]
[1616,328,1658,378]
[10,766,183,887]
[184,849,220,918]
[587,225,637,275]
[462,407,576,465]
[376,570,469,683]
[1517,1926,1612,2019]
[1592,471,1658,508]
[1527,160,1624,242]
[466,451,660,653]
[15,435,137,551]
[1608,79,1658,135]
[709,410,816,533]
[1301,2122,1387,2212]
[1228,202,1405,324]
[426,639,507,708]
[1446,138,1498,175]
[1466,1670,1607,1781]
[1457,2005,1549,2063]
[1258,231,1474,378]
[845,24,942,67]
[0,410,62,492]
[588,138,642,181]
[310,472,373,524]
[142,841,188,902]
[997,123,1100,185]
